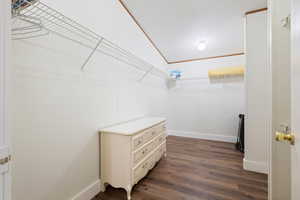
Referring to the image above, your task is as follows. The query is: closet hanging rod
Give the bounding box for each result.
[11,0,168,80]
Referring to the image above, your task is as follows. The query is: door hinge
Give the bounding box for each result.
[281,15,291,29]
[0,155,11,165]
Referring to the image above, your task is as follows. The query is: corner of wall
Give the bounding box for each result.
[168,130,237,143]
[71,180,101,200]
[243,158,268,174]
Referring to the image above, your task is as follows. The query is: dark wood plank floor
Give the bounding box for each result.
[93,136,268,200]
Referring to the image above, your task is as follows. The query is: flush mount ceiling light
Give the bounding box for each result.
[197,41,207,51]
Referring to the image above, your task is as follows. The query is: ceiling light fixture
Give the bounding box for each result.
[197,41,207,51]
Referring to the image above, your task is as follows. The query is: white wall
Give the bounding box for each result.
[244,11,269,174]
[10,1,168,200]
[167,55,245,142]
[271,0,291,198]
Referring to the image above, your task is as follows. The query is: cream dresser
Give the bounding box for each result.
[100,117,167,200]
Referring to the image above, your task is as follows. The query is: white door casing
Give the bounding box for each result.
[0,0,11,200]
[270,0,292,199]
[244,10,269,174]
[291,0,300,199]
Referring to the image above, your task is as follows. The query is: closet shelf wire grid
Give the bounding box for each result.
[11,0,167,81]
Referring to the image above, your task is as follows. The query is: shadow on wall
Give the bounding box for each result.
[44,133,100,200]
[209,76,244,84]
[167,76,244,90]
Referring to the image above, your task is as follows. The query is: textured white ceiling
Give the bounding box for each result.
[121,0,267,62]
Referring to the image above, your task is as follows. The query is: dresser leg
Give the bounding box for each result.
[100,182,108,192]
[126,186,132,200]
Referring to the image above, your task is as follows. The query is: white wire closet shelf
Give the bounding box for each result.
[11,0,168,81]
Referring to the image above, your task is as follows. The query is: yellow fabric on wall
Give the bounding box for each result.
[208,66,245,78]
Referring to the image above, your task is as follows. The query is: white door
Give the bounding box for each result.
[291,0,300,198]
[0,0,11,200]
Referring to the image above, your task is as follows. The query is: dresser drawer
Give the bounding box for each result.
[154,133,166,147]
[154,142,166,163]
[133,159,149,184]
[154,147,160,163]
[133,127,157,150]
[133,141,154,165]
[143,128,157,143]
[133,134,144,150]
[148,154,156,170]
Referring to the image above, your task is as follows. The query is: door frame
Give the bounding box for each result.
[267,0,273,200]
[0,2,10,144]
[0,0,11,199]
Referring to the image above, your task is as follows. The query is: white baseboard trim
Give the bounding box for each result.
[168,130,236,143]
[71,179,101,200]
[243,158,268,174]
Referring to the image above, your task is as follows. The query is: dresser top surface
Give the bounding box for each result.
[100,117,166,136]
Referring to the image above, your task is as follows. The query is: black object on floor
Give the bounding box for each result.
[236,114,245,153]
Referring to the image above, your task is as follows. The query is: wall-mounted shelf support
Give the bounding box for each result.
[139,66,154,82]
[81,38,104,71]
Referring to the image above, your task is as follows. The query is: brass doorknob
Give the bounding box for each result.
[276,132,295,145]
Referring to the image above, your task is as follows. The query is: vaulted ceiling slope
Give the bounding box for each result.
[120,0,267,63]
